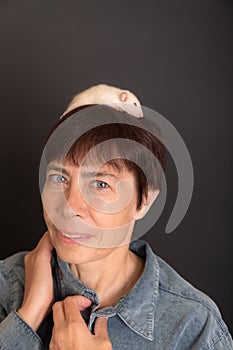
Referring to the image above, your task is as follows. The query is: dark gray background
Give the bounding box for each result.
[0,0,232,334]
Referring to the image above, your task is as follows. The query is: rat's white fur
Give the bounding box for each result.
[61,84,143,118]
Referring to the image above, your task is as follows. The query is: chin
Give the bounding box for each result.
[53,238,112,266]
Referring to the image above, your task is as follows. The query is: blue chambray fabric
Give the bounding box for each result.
[0,239,232,349]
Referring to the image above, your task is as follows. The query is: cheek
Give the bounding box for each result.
[91,200,138,228]
[42,189,63,212]
[43,208,50,227]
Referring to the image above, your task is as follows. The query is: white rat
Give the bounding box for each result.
[61,84,143,118]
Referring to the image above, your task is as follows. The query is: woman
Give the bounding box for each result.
[0,105,232,349]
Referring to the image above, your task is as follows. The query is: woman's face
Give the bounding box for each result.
[42,160,144,264]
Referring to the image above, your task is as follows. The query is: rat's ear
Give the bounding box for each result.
[120,92,128,102]
[134,189,160,220]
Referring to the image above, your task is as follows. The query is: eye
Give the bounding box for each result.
[93,180,109,189]
[49,174,68,184]
[133,102,137,106]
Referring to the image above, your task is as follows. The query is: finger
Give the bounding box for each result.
[72,295,92,310]
[94,317,109,338]
[64,295,92,312]
[52,301,65,325]
[38,231,53,251]
[32,232,53,262]
[63,296,91,323]
[24,232,53,265]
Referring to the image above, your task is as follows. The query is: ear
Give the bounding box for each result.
[120,92,128,102]
[134,189,160,220]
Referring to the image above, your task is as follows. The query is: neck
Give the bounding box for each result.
[70,245,145,308]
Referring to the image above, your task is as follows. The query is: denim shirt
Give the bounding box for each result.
[0,239,232,350]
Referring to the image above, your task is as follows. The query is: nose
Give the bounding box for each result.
[62,183,88,218]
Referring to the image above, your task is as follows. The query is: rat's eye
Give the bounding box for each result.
[134,102,137,106]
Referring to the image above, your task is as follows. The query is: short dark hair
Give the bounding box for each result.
[44,105,166,209]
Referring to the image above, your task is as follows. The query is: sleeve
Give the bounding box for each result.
[0,311,43,350]
[186,305,233,350]
[171,298,233,350]
[210,332,233,350]
[0,255,44,350]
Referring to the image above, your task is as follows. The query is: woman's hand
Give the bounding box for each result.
[49,296,112,350]
[18,231,54,331]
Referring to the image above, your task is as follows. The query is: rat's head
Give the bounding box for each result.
[118,90,143,118]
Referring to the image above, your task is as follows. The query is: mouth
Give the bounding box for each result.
[56,229,93,244]
[61,232,87,239]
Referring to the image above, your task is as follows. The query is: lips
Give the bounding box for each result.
[62,232,88,239]
[56,229,93,244]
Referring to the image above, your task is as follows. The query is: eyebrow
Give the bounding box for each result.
[82,171,118,179]
[47,165,70,177]
[47,165,118,179]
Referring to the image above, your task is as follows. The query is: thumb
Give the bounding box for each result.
[73,295,92,311]
[94,317,109,338]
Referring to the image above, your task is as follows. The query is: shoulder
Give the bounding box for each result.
[0,251,27,286]
[0,251,27,278]
[132,240,232,349]
[0,252,27,312]
[156,253,220,314]
[154,250,232,348]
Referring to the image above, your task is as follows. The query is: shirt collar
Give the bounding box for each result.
[57,239,159,341]
[115,240,159,340]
